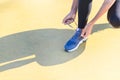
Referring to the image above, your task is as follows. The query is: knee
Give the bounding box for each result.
[109,17,120,28]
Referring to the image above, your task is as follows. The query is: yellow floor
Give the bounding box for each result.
[0,0,120,80]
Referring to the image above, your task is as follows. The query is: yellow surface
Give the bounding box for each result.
[0,0,120,80]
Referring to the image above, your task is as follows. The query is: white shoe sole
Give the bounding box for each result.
[66,38,87,52]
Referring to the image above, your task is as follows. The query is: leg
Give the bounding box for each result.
[64,0,92,52]
[78,0,92,29]
[107,0,120,28]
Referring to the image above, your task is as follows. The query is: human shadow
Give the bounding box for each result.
[0,23,111,72]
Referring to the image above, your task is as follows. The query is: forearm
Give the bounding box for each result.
[90,0,116,25]
[70,0,78,14]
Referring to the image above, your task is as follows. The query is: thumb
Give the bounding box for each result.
[81,31,85,37]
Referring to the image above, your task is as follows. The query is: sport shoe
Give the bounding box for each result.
[64,28,87,52]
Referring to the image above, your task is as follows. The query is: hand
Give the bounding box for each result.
[81,22,94,38]
[63,12,76,25]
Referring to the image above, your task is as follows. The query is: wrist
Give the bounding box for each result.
[88,21,95,28]
[89,19,96,25]
[70,8,77,14]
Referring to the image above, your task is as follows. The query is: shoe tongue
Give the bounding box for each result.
[76,28,82,32]
[76,28,80,31]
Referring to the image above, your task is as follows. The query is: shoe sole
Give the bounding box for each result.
[65,38,87,52]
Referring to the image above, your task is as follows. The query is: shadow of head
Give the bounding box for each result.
[0,29,86,68]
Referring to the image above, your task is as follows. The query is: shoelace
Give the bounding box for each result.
[67,21,87,40]
[67,21,78,30]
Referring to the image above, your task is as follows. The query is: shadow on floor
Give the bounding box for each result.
[0,23,111,72]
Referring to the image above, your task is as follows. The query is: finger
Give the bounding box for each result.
[82,32,87,38]
[64,19,73,25]
[84,32,90,38]
[63,16,68,24]
[81,32,85,37]
[83,33,87,38]
[66,19,74,24]
[63,19,67,25]
[81,29,85,36]
[63,19,69,24]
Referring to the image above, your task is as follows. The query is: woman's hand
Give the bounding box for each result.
[63,12,76,25]
[81,22,94,38]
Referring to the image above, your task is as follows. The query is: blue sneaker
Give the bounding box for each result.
[64,28,87,52]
